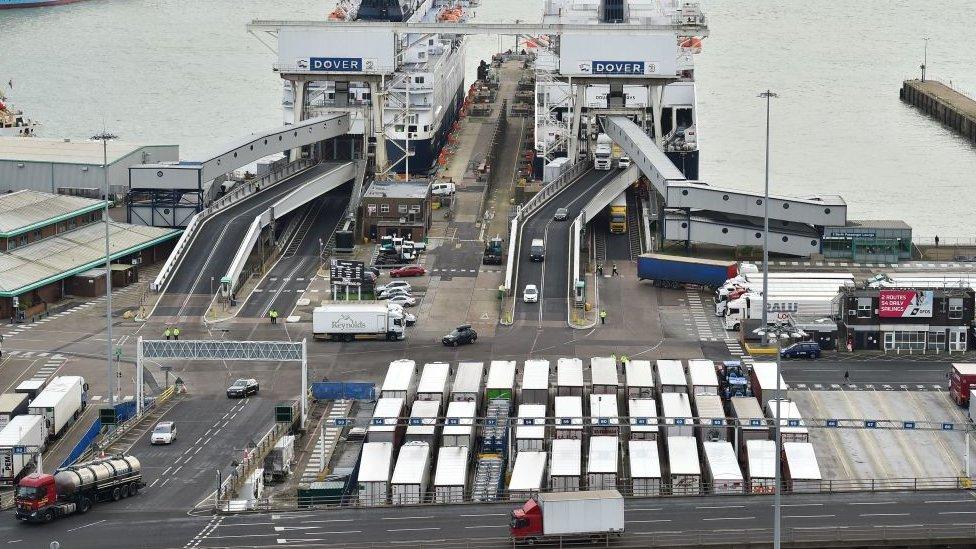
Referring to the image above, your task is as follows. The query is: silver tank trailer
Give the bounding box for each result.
[54,455,141,496]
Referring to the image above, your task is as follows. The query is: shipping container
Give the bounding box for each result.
[702,441,744,494]
[637,253,737,288]
[28,375,85,438]
[391,441,432,505]
[521,360,550,406]
[625,360,655,399]
[694,394,728,442]
[451,361,484,406]
[628,398,659,441]
[404,400,440,445]
[516,404,547,453]
[381,359,415,399]
[765,399,809,443]
[590,394,620,436]
[509,451,547,500]
[554,396,583,439]
[687,359,719,395]
[556,358,584,397]
[356,441,394,506]
[14,379,46,401]
[0,414,45,485]
[661,392,693,437]
[730,397,769,456]
[368,397,405,444]
[486,360,517,401]
[442,400,476,449]
[0,393,29,430]
[783,442,822,493]
[751,362,788,404]
[655,360,687,393]
[433,446,469,504]
[667,435,701,495]
[745,439,776,494]
[628,439,662,496]
[590,357,619,395]
[587,436,619,490]
[417,362,450,405]
[549,438,582,492]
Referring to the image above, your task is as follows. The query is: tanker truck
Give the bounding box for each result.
[14,454,143,522]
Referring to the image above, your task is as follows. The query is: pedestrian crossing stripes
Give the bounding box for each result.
[686,289,721,342]
[793,382,944,392]
[773,260,976,270]
[2,351,65,359]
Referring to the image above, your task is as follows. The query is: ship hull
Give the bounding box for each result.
[0,0,87,8]
[385,83,465,174]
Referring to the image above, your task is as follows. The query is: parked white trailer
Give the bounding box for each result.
[628,439,662,496]
[29,375,85,438]
[751,362,788,404]
[746,439,777,494]
[451,361,484,405]
[368,397,405,444]
[516,404,547,453]
[357,441,394,506]
[783,441,823,493]
[509,451,547,500]
[417,362,450,405]
[661,392,693,437]
[667,435,701,495]
[433,446,469,503]
[556,358,584,397]
[554,396,583,439]
[687,359,719,395]
[625,360,655,399]
[312,302,406,341]
[549,438,582,492]
[590,357,619,395]
[521,360,550,405]
[14,379,46,401]
[391,441,432,505]
[0,414,45,485]
[655,360,687,393]
[587,436,619,490]
[702,441,744,494]
[628,398,659,441]
[694,394,728,442]
[766,399,810,443]
[405,399,440,445]
[0,393,29,430]
[442,400,476,448]
[590,394,620,436]
[730,397,769,456]
[381,359,415,399]
[486,360,517,402]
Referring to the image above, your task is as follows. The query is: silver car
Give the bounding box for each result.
[554,208,569,221]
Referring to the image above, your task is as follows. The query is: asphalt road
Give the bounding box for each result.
[238,184,350,318]
[777,360,953,386]
[153,163,348,320]
[513,168,621,326]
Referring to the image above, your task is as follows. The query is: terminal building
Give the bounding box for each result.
[0,190,180,321]
[358,180,431,242]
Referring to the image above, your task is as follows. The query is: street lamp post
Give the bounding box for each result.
[91,131,118,409]
[921,37,929,82]
[758,90,778,347]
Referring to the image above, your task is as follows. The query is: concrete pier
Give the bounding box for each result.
[900,79,976,145]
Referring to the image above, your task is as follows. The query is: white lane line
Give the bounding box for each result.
[195,437,203,444]
[938,511,976,515]
[626,508,663,512]
[463,525,506,529]
[386,527,440,532]
[159,478,170,487]
[381,516,434,521]
[627,519,672,524]
[925,500,973,504]
[848,501,896,505]
[696,505,745,510]
[702,517,755,521]
[859,513,910,517]
[161,466,172,476]
[301,519,355,524]
[458,513,507,517]
[149,479,160,488]
[783,515,835,519]
[173,465,183,474]
[67,520,106,532]
[875,524,924,528]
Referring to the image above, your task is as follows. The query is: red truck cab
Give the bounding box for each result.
[949,363,976,406]
[510,497,543,539]
[14,473,58,521]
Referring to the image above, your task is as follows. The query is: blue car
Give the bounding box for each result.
[780,341,822,359]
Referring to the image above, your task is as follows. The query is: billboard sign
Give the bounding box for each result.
[304,57,377,72]
[879,290,933,318]
[559,33,677,77]
[278,29,396,74]
[582,61,656,75]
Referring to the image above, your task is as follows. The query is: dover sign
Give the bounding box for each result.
[879,290,934,318]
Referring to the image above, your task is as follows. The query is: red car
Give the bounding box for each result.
[390,265,426,277]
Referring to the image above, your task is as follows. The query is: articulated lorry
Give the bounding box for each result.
[510,489,625,543]
[592,134,612,170]
[15,455,143,522]
[28,375,86,439]
[0,414,46,486]
[312,303,406,342]
[608,192,627,234]
[638,253,738,289]
[722,293,836,331]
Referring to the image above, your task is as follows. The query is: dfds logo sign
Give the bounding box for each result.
[309,57,363,72]
[591,61,647,75]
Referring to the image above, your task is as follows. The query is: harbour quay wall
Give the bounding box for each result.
[900,79,976,145]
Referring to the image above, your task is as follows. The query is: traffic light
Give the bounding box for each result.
[100,407,117,426]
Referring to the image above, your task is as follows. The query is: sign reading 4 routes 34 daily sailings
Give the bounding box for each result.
[878,289,934,318]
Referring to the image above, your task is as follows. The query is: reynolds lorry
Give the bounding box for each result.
[592,134,613,170]
[28,376,86,439]
[638,253,738,289]
[15,454,143,522]
[510,489,625,543]
[0,414,46,486]
[312,302,406,342]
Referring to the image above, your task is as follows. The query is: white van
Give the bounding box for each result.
[431,182,456,196]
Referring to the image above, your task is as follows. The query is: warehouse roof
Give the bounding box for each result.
[0,190,105,237]
[0,137,164,165]
[0,220,180,296]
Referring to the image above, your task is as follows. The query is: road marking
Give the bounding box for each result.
[459,513,507,517]
[381,516,434,520]
[149,479,160,488]
[195,437,203,444]
[783,515,835,519]
[859,513,909,517]
[463,525,506,529]
[848,501,896,505]
[627,519,672,523]
[173,465,183,474]
[696,505,744,510]
[780,503,823,507]
[66,519,106,532]
[938,511,976,515]
[925,500,973,504]
[875,524,924,528]
[702,516,755,521]
[626,508,662,512]
[301,519,355,524]
[162,466,172,475]
[386,527,441,532]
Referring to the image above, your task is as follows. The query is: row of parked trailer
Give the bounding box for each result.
[343,358,820,505]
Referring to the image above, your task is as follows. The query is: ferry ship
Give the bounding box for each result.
[0,92,39,137]
[533,0,702,179]
[0,0,86,8]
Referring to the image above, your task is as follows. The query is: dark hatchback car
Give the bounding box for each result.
[442,324,478,347]
[780,341,822,359]
[226,378,260,398]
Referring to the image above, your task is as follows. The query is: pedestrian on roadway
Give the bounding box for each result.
[173,327,181,341]
[600,309,607,324]
[164,327,172,340]
[620,355,629,366]
[270,309,279,324]
[844,370,850,383]
[597,264,604,276]
[612,264,619,276]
